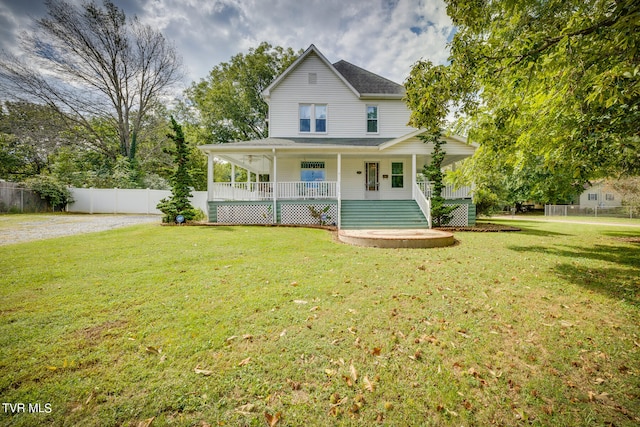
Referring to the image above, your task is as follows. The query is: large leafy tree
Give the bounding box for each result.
[185,42,300,144]
[0,101,69,180]
[0,0,183,162]
[406,0,640,200]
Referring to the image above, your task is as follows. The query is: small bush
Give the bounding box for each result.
[23,175,74,211]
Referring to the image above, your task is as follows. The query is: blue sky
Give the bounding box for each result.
[0,0,455,91]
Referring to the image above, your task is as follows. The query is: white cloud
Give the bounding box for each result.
[136,0,453,85]
[1,0,454,88]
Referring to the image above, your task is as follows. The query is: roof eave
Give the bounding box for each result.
[199,144,379,154]
[359,93,405,100]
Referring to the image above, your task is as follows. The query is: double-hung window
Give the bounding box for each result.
[367,105,378,133]
[299,105,311,132]
[299,104,327,133]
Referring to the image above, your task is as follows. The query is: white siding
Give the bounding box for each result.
[339,156,412,200]
[268,52,416,138]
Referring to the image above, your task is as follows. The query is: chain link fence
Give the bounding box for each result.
[545,204,639,219]
[0,182,49,213]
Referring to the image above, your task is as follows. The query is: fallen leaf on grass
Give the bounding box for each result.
[194,365,213,376]
[343,375,354,387]
[350,363,358,383]
[409,349,423,361]
[294,300,308,304]
[137,417,155,427]
[363,376,375,392]
[238,357,252,367]
[264,411,281,426]
[371,347,381,356]
[85,391,95,405]
[235,403,255,415]
[325,369,337,377]
[286,378,301,390]
[588,391,609,402]
[145,346,161,355]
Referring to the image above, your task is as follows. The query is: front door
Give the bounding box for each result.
[365,162,379,199]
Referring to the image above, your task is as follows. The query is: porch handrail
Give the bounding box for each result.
[277,181,337,199]
[210,181,337,201]
[413,183,432,229]
[210,182,272,200]
[418,181,473,200]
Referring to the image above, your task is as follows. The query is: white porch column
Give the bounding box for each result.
[207,153,214,200]
[272,149,277,223]
[411,154,417,199]
[231,164,236,185]
[337,153,342,228]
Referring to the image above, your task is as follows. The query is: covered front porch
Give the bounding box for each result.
[199,135,475,228]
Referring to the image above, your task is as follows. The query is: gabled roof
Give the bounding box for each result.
[262,44,404,100]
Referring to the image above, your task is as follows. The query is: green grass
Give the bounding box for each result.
[491,214,640,225]
[1,220,639,426]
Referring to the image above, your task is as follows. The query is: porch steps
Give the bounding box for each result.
[340,200,429,229]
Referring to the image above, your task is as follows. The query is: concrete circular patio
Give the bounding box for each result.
[338,228,455,248]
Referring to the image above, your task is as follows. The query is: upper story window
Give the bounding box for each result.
[299,104,327,133]
[605,193,614,201]
[588,193,598,201]
[367,105,378,133]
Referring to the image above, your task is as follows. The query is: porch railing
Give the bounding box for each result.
[277,181,338,199]
[418,181,473,199]
[413,183,432,229]
[210,181,337,201]
[210,182,272,200]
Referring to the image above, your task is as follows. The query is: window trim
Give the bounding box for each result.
[299,103,327,134]
[391,161,403,188]
[587,193,598,201]
[366,105,378,134]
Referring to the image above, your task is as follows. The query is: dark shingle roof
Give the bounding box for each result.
[332,60,405,96]
[215,137,393,147]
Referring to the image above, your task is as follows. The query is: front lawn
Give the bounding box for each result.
[0,221,638,426]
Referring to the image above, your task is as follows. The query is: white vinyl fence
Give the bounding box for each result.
[67,188,208,214]
[545,204,639,219]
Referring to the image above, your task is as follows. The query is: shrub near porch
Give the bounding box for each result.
[0,221,638,426]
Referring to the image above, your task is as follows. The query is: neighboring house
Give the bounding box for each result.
[578,181,622,209]
[198,45,477,229]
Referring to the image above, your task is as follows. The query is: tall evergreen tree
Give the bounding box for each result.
[157,118,198,223]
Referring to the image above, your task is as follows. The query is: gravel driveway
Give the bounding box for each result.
[0,214,161,246]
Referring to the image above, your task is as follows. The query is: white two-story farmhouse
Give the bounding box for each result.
[198,45,476,228]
